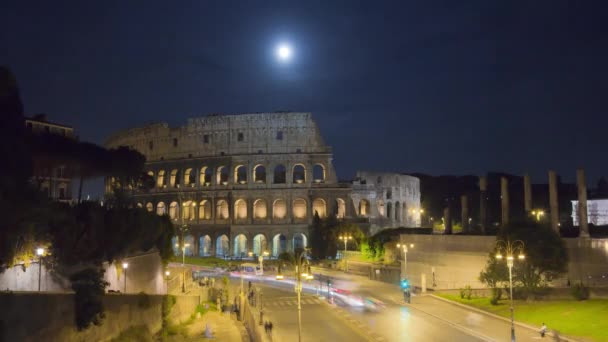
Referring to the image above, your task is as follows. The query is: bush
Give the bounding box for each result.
[490,287,502,305]
[70,268,109,330]
[460,285,472,300]
[571,282,590,301]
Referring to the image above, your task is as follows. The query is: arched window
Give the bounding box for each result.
[336,198,346,218]
[146,202,154,212]
[273,199,287,219]
[312,198,327,218]
[293,198,307,219]
[313,164,325,183]
[387,202,393,219]
[395,202,401,222]
[216,235,229,257]
[199,235,211,256]
[378,200,385,216]
[199,200,212,220]
[182,201,195,221]
[233,234,247,257]
[136,202,143,208]
[253,165,266,183]
[157,170,166,188]
[217,166,228,185]
[235,199,247,219]
[200,166,212,186]
[253,199,267,219]
[359,199,370,217]
[157,202,166,215]
[274,164,286,184]
[216,200,229,219]
[184,168,195,186]
[293,164,306,184]
[169,201,179,220]
[147,171,154,178]
[253,234,267,256]
[170,169,180,188]
[235,165,247,184]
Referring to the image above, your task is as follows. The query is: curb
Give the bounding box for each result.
[429,294,579,342]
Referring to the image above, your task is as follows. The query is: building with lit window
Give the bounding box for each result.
[105,112,420,257]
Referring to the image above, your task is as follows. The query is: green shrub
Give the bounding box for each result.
[460,285,473,300]
[571,282,590,301]
[490,287,502,305]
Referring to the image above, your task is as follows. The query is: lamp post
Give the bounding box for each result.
[396,242,414,279]
[260,251,269,274]
[165,270,170,294]
[36,247,45,292]
[175,239,190,293]
[122,262,129,293]
[530,210,545,222]
[292,249,312,342]
[339,234,352,272]
[495,240,525,342]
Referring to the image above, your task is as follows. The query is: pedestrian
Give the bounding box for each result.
[540,323,547,338]
[264,321,269,333]
[269,321,273,333]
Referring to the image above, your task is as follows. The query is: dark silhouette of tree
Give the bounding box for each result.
[597,177,608,197]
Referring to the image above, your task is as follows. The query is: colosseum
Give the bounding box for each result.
[105,112,421,258]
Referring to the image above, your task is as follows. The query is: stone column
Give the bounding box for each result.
[443,206,452,234]
[501,177,509,226]
[461,195,469,233]
[479,176,487,234]
[549,170,559,232]
[524,174,532,212]
[577,169,590,238]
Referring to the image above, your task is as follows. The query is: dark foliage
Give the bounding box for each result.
[70,268,109,330]
[571,282,590,301]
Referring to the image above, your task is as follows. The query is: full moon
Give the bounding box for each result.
[276,44,292,61]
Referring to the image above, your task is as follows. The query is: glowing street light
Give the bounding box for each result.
[36,247,45,292]
[495,240,525,342]
[276,44,292,61]
[122,262,129,293]
[396,243,414,279]
[531,210,545,222]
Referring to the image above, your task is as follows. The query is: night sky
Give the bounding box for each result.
[2,1,607,197]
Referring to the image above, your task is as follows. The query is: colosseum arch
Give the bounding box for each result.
[359,199,370,217]
[273,199,287,219]
[147,170,154,178]
[216,235,229,257]
[200,166,212,186]
[217,166,229,185]
[146,202,154,212]
[293,198,307,219]
[377,200,385,216]
[272,234,287,257]
[253,199,268,219]
[235,165,247,184]
[387,202,393,220]
[233,234,247,257]
[199,200,212,220]
[235,199,247,219]
[169,201,179,220]
[274,165,286,184]
[395,201,401,222]
[184,168,195,186]
[336,198,346,218]
[312,164,325,183]
[184,234,195,256]
[157,202,166,215]
[293,164,306,184]
[253,234,267,256]
[170,169,180,188]
[312,198,327,218]
[171,236,179,256]
[253,164,266,183]
[182,201,195,221]
[199,235,211,256]
[157,170,166,188]
[216,200,229,219]
[293,233,308,251]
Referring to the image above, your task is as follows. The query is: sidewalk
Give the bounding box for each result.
[179,310,248,341]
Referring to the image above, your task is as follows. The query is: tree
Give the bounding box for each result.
[479,220,568,299]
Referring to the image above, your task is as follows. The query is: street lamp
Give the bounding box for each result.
[495,240,525,342]
[175,241,190,293]
[36,247,45,292]
[276,249,310,342]
[260,251,269,274]
[165,270,170,294]
[396,243,414,279]
[339,234,352,272]
[122,262,129,293]
[530,210,545,222]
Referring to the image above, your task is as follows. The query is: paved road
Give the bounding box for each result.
[255,282,368,342]
[313,268,547,342]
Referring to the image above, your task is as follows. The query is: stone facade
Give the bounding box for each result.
[105,112,420,257]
